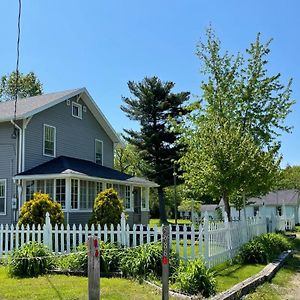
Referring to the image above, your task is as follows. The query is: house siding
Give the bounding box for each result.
[24,96,114,171]
[0,122,17,224]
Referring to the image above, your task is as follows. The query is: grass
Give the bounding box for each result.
[149,218,192,227]
[213,262,266,293]
[0,266,177,300]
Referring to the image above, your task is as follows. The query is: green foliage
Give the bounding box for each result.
[8,242,54,277]
[89,188,123,227]
[238,233,292,264]
[177,27,292,219]
[175,258,216,297]
[119,243,179,279]
[18,192,64,227]
[277,165,300,190]
[0,71,42,101]
[178,200,201,213]
[121,76,190,222]
[56,243,121,274]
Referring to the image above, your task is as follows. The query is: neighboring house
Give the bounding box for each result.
[0,88,158,226]
[219,189,300,224]
[179,204,219,221]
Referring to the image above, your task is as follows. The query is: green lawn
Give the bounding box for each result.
[213,262,266,293]
[149,218,192,227]
[0,266,177,300]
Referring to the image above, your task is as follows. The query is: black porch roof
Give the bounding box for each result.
[16,156,133,181]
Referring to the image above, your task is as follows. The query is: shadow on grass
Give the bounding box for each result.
[46,276,64,300]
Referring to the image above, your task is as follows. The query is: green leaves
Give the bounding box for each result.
[0,71,42,101]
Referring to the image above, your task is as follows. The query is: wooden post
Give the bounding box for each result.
[162,225,169,300]
[88,236,100,300]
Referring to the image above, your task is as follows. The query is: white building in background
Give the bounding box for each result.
[219,189,300,224]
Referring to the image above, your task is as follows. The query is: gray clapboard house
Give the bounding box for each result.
[0,88,157,226]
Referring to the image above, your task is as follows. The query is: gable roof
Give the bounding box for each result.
[0,88,121,145]
[219,189,299,206]
[14,155,159,187]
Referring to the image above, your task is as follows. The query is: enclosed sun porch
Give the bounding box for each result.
[13,156,158,226]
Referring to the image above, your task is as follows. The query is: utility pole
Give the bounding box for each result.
[173,164,177,224]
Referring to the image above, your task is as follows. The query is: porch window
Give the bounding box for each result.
[43,124,56,157]
[56,179,66,209]
[141,187,147,209]
[26,180,35,201]
[106,183,112,189]
[71,179,79,209]
[45,179,54,199]
[36,180,45,193]
[0,179,6,214]
[125,186,131,209]
[80,180,96,210]
[96,182,103,194]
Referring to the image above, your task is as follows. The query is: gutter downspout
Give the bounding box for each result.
[10,120,23,223]
[22,117,31,172]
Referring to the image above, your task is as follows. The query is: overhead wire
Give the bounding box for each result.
[13,0,22,120]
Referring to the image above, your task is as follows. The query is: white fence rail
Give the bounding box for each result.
[0,212,295,268]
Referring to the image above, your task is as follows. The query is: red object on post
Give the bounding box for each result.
[95,249,99,257]
[163,256,168,265]
[93,239,98,248]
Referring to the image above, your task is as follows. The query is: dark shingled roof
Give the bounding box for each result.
[17,156,132,181]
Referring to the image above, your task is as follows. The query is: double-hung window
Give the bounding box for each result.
[72,102,82,119]
[43,124,56,157]
[95,139,103,165]
[0,179,6,215]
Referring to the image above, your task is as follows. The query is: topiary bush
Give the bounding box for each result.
[238,233,292,264]
[89,188,123,227]
[8,242,54,277]
[18,192,64,227]
[119,242,179,279]
[175,258,216,297]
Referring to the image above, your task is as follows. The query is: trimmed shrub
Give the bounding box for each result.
[119,242,179,279]
[238,233,292,264]
[175,258,216,297]
[9,242,54,277]
[89,188,123,227]
[18,192,64,226]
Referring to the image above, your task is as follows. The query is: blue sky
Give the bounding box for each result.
[0,1,299,166]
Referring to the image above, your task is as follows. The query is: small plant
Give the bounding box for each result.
[238,233,292,264]
[119,242,179,279]
[175,258,216,297]
[89,188,123,227]
[18,192,64,226]
[9,242,54,277]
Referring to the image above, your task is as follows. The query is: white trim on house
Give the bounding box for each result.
[71,102,83,119]
[95,139,103,165]
[43,124,56,157]
[0,179,7,215]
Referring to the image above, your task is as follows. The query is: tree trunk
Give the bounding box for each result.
[223,192,231,221]
[158,186,167,224]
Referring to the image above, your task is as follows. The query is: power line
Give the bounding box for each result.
[13,0,22,120]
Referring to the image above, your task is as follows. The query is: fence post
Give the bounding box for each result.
[224,212,231,261]
[88,236,100,300]
[43,212,52,251]
[203,211,209,267]
[162,225,170,300]
[120,212,126,246]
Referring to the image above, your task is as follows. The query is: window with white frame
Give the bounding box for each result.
[26,180,35,201]
[43,124,56,157]
[0,179,6,214]
[141,187,147,209]
[96,182,103,194]
[106,183,112,189]
[56,179,66,209]
[45,179,54,199]
[95,139,103,165]
[72,102,82,119]
[125,186,131,209]
[71,179,79,209]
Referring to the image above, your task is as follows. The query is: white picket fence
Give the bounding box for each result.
[0,212,295,268]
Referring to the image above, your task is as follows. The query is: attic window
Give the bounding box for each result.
[72,102,82,119]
